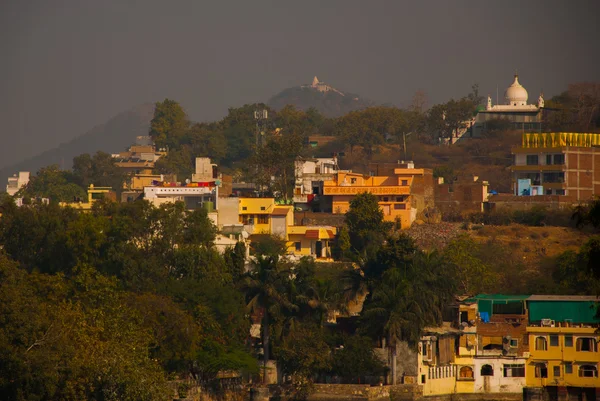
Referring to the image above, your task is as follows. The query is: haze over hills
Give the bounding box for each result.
[268,76,376,117]
[0,104,155,187]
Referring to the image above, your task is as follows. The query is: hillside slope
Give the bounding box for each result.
[0,104,154,185]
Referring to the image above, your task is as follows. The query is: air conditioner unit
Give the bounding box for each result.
[541,319,555,327]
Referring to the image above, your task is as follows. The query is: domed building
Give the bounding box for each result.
[471,73,546,137]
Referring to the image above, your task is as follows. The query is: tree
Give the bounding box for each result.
[344,192,393,260]
[149,99,189,149]
[442,234,497,295]
[241,254,295,383]
[330,335,386,384]
[274,324,331,384]
[546,83,600,132]
[72,151,127,194]
[427,98,475,143]
[154,145,195,181]
[0,260,171,401]
[251,132,305,199]
[18,165,86,203]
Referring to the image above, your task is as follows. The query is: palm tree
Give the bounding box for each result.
[241,254,296,384]
[359,251,453,385]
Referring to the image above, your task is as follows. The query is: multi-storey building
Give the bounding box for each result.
[526,295,599,401]
[293,157,339,212]
[5,171,30,196]
[410,294,599,400]
[511,132,600,200]
[322,162,434,228]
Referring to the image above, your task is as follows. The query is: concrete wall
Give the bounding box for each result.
[217,197,240,227]
[473,358,527,394]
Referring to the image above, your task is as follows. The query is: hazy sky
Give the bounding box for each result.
[1,0,599,169]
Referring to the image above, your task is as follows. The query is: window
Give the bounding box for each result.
[503,364,525,377]
[553,366,561,377]
[565,335,573,347]
[535,363,548,378]
[421,374,426,384]
[394,204,406,210]
[576,337,597,352]
[257,215,268,224]
[510,339,519,348]
[535,337,547,351]
[578,365,598,378]
[242,206,247,211]
[556,189,566,195]
[459,366,474,379]
[526,155,539,165]
[396,197,403,202]
[553,154,565,164]
[382,197,389,202]
[481,365,494,376]
[350,178,357,184]
[240,214,254,225]
[565,363,573,374]
[260,206,266,211]
[294,242,301,252]
[460,311,469,324]
[550,335,559,347]
[546,154,552,165]
[401,180,408,186]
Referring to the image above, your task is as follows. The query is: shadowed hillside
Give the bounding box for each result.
[0,104,154,186]
[268,86,375,117]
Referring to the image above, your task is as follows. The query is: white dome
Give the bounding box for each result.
[505,74,528,106]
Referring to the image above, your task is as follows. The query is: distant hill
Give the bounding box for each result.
[0,104,154,186]
[268,77,375,117]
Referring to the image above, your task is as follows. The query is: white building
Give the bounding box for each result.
[293,157,338,212]
[470,74,546,137]
[6,172,30,196]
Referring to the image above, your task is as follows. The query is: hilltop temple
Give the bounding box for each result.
[471,74,545,136]
[302,76,345,96]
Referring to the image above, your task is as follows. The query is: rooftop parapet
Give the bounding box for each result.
[520,132,600,149]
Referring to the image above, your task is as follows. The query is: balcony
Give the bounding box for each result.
[323,185,410,196]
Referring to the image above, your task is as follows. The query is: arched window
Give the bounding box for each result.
[481,364,494,376]
[459,366,474,378]
[579,365,598,378]
[535,336,547,351]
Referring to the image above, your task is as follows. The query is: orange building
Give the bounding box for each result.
[323,162,433,228]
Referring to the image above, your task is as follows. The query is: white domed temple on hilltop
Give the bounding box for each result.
[471,73,546,137]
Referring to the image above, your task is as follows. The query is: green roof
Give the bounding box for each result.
[528,299,599,324]
[465,294,530,302]
[462,294,599,323]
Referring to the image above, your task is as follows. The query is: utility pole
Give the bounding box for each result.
[402,132,413,161]
[254,109,268,196]
[254,109,268,151]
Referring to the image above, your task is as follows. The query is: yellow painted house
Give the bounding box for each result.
[238,198,294,236]
[59,185,115,211]
[238,198,336,260]
[323,163,433,228]
[525,295,600,392]
[286,226,336,261]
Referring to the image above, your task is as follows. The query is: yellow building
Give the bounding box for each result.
[238,198,294,236]
[59,185,115,211]
[238,198,336,260]
[286,226,336,261]
[525,295,600,393]
[322,163,433,228]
